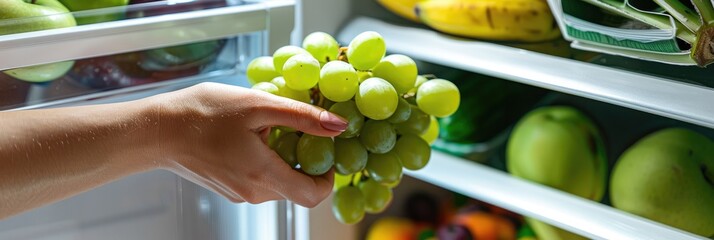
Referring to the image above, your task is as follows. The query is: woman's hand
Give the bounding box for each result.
[150,82,347,207]
[0,82,346,219]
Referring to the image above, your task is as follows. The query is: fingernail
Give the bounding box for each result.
[320,111,348,132]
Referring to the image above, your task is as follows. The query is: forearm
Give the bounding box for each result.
[0,99,163,219]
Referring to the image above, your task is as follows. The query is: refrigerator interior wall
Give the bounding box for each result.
[299,0,714,240]
[0,1,295,240]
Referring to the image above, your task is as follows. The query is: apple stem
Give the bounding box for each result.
[31,0,36,4]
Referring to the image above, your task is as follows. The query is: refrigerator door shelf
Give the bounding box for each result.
[0,0,294,70]
[0,0,294,111]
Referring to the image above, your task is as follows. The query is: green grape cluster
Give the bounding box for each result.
[246,31,460,225]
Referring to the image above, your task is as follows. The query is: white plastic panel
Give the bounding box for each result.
[406,151,707,240]
[337,17,714,129]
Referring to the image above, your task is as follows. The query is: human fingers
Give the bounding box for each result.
[249,93,347,137]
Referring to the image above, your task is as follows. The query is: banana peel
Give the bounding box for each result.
[376,0,425,23]
[416,0,561,42]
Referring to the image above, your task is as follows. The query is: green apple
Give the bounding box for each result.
[610,128,714,237]
[507,106,608,240]
[0,0,77,83]
[58,0,129,25]
[3,61,74,83]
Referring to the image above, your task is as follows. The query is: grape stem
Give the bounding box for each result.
[338,47,350,63]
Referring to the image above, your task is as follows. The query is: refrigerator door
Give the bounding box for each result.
[0,1,296,240]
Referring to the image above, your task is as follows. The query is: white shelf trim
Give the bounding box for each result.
[406,151,707,240]
[0,1,293,70]
[338,17,714,129]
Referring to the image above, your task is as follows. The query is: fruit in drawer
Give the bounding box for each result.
[0,0,77,83]
[506,106,607,240]
[139,40,226,71]
[4,61,75,83]
[610,128,714,237]
[415,0,561,42]
[67,52,199,89]
[450,211,516,240]
[58,0,129,25]
[366,217,417,240]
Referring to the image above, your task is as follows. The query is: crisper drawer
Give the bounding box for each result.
[0,1,294,240]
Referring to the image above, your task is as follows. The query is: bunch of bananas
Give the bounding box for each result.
[377,0,561,42]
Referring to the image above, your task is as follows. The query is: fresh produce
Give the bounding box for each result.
[376,0,426,22]
[58,0,129,25]
[451,211,516,240]
[365,217,418,240]
[245,31,460,224]
[415,0,561,42]
[438,74,546,144]
[579,0,714,66]
[0,0,77,82]
[140,40,226,71]
[610,128,714,237]
[247,56,280,85]
[506,106,607,240]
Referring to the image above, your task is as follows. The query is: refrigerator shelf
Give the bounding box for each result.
[337,17,714,130]
[0,0,294,71]
[407,151,707,240]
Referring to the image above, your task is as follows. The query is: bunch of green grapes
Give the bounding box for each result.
[246,31,460,224]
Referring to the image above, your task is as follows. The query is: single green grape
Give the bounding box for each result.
[273,46,310,74]
[246,56,280,85]
[272,132,300,168]
[319,61,358,102]
[365,152,403,186]
[347,31,386,70]
[355,77,398,120]
[332,186,365,224]
[416,79,460,117]
[296,134,334,175]
[360,120,397,154]
[282,54,320,90]
[420,116,439,145]
[302,31,340,63]
[372,54,417,94]
[395,105,430,135]
[387,97,412,124]
[328,100,364,138]
[270,77,311,104]
[251,82,279,95]
[392,134,431,170]
[358,178,393,214]
[267,128,284,149]
[334,138,369,175]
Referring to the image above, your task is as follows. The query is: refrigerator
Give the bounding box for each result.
[1,0,713,240]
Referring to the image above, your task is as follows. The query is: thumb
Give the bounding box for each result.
[251,93,348,137]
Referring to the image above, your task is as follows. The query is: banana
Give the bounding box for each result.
[416,0,561,42]
[376,0,425,22]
